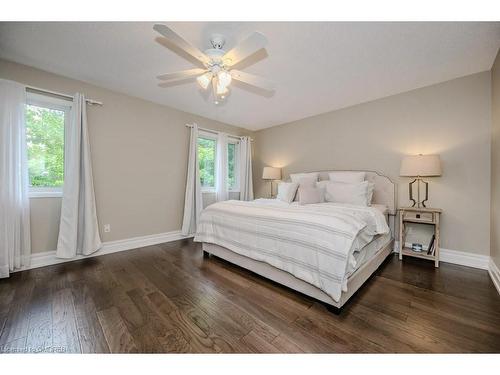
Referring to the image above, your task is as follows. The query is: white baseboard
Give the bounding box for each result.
[394,241,490,270]
[20,230,193,272]
[489,258,500,295]
[440,248,490,270]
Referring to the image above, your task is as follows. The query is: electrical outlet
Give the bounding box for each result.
[104,224,111,233]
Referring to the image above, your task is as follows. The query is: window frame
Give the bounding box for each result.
[227,138,240,193]
[198,130,218,193]
[25,92,72,198]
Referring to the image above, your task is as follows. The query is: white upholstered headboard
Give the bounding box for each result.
[292,170,397,215]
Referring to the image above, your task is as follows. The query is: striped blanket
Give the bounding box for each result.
[194,199,389,302]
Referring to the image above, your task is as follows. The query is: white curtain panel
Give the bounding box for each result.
[56,93,102,258]
[0,79,31,278]
[181,123,203,235]
[216,132,229,202]
[239,136,254,201]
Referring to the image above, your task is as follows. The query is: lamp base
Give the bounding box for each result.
[409,177,429,208]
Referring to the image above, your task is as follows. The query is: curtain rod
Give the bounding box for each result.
[185,123,254,141]
[26,85,103,106]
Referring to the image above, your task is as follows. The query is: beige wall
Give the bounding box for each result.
[0,59,253,253]
[492,50,500,267]
[253,72,492,255]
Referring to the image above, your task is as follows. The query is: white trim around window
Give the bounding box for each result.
[27,92,73,111]
[29,187,63,198]
[201,188,216,194]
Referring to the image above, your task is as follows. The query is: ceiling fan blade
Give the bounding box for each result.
[156,68,207,81]
[231,70,275,92]
[153,24,210,65]
[223,32,267,67]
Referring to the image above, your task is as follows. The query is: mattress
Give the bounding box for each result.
[348,232,392,277]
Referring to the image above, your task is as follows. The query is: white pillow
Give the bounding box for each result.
[276,182,299,203]
[328,171,366,184]
[299,187,325,205]
[290,172,319,183]
[324,181,375,206]
[292,177,317,201]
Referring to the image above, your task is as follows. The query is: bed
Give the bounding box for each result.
[194,170,396,311]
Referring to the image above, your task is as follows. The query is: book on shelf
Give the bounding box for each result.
[427,234,435,255]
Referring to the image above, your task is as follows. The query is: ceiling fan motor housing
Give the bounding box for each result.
[210,34,226,49]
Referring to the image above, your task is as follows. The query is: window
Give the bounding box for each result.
[197,131,240,192]
[198,135,216,190]
[25,93,71,197]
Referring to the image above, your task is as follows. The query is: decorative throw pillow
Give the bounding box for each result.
[292,177,317,201]
[276,182,299,203]
[298,187,325,205]
[324,181,375,206]
[328,171,366,184]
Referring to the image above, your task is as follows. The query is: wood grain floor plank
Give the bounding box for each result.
[167,293,255,353]
[167,307,222,353]
[0,336,27,353]
[71,281,110,353]
[126,288,190,353]
[0,279,35,346]
[240,330,281,353]
[52,288,81,353]
[271,334,306,353]
[97,306,138,353]
[25,282,53,353]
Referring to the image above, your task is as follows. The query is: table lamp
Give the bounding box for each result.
[262,167,281,198]
[400,154,442,208]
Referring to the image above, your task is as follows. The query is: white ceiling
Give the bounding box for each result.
[1,22,499,130]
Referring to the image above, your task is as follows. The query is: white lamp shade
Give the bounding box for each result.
[400,154,442,177]
[262,167,281,180]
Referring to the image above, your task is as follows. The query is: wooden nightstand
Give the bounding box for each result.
[398,207,442,267]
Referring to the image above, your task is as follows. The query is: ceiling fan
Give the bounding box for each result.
[153,24,274,104]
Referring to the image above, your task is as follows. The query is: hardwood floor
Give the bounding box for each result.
[1,239,499,353]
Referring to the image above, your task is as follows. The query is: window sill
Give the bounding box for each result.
[29,191,63,199]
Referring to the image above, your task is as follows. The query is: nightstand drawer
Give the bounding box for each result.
[403,211,434,223]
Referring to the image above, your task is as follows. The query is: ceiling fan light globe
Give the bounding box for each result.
[216,81,229,95]
[197,72,212,90]
[218,70,232,87]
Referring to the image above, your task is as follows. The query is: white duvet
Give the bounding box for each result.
[194,199,389,302]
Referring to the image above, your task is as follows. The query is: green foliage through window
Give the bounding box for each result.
[198,137,216,188]
[25,104,65,188]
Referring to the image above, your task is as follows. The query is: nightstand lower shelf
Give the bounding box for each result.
[401,247,436,261]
